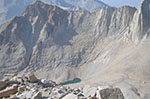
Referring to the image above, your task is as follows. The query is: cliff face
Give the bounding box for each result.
[131,0,150,43]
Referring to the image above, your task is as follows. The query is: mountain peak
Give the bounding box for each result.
[141,0,150,4]
[0,0,108,24]
[40,0,108,11]
[131,0,150,42]
[140,0,150,9]
[34,0,44,4]
[33,0,47,7]
[23,0,59,17]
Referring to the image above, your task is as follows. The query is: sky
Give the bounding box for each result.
[101,0,142,8]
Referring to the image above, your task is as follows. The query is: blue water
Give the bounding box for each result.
[59,78,81,85]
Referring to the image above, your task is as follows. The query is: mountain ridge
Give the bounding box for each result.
[0,0,150,98]
[0,0,108,25]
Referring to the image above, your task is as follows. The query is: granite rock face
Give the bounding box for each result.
[131,0,150,42]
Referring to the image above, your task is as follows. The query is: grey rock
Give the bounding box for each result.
[18,86,26,94]
[83,85,97,97]
[17,91,34,98]
[6,80,19,86]
[100,88,124,99]
[31,91,42,99]
[62,93,78,99]
[0,81,7,90]
[40,79,57,88]
[25,74,38,83]
[50,87,69,98]
[0,84,18,98]
[3,74,16,81]
[131,0,150,42]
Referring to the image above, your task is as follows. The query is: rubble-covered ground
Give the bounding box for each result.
[0,73,124,99]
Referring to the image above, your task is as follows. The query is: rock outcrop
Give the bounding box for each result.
[0,81,7,90]
[131,0,150,42]
[25,74,38,83]
[62,93,78,99]
[32,92,42,99]
[100,88,124,99]
[0,73,124,99]
[0,84,18,98]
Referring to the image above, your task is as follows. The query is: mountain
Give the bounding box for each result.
[0,0,108,24]
[43,0,108,10]
[0,0,150,98]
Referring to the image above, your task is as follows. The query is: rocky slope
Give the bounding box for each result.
[0,73,124,99]
[0,0,150,99]
[0,0,108,24]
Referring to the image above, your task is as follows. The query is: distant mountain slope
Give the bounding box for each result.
[0,0,108,24]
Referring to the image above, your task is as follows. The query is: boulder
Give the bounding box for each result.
[3,74,16,81]
[25,74,38,83]
[31,92,42,99]
[0,84,18,98]
[73,88,81,95]
[62,93,78,99]
[100,88,124,99]
[41,79,53,88]
[41,79,57,87]
[10,95,17,99]
[97,86,110,90]
[96,90,101,99]
[16,78,24,84]
[17,91,42,99]
[83,85,97,97]
[11,76,24,84]
[18,86,26,94]
[17,91,33,98]
[77,93,85,98]
[0,81,7,90]
[52,88,68,98]
[6,80,20,86]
